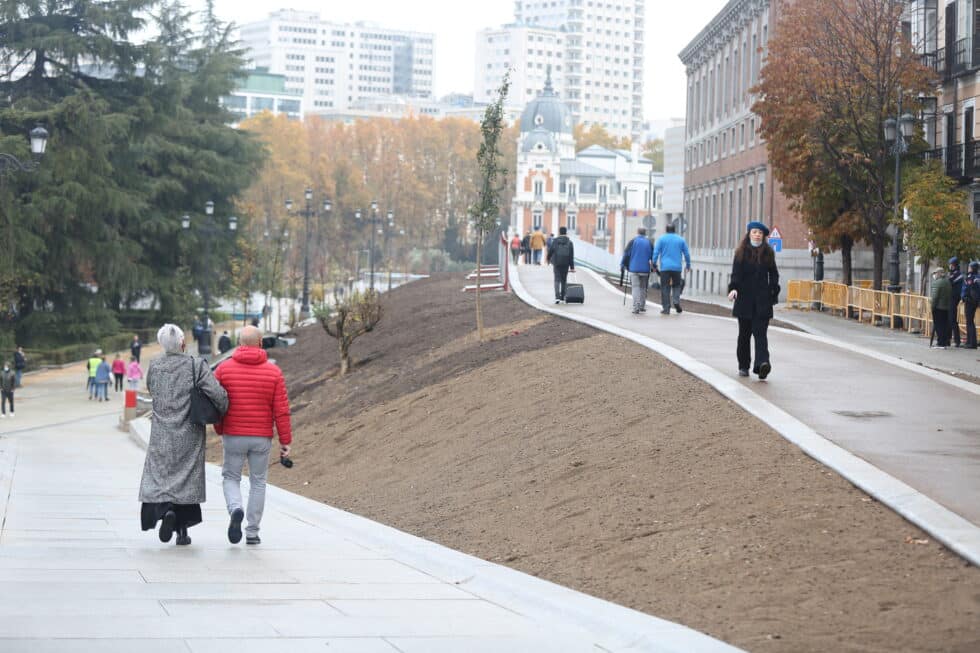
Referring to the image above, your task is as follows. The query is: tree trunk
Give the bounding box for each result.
[475,228,484,341]
[339,336,351,376]
[919,260,931,296]
[840,236,854,286]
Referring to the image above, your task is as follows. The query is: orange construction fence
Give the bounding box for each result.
[786,279,977,340]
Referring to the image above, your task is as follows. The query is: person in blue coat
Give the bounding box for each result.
[652,223,692,315]
[94,355,112,401]
[727,222,779,380]
[962,261,979,349]
[620,227,654,314]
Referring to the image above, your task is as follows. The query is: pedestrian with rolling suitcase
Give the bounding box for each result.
[547,227,576,304]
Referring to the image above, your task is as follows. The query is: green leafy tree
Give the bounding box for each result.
[901,162,980,294]
[469,73,510,341]
[642,138,663,172]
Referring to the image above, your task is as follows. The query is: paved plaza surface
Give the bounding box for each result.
[0,366,739,652]
[514,265,980,564]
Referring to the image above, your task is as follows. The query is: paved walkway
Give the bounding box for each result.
[0,365,739,652]
[514,266,980,565]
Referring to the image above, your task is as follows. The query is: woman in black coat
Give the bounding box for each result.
[727,221,780,379]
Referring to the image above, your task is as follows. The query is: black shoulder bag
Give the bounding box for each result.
[188,357,223,426]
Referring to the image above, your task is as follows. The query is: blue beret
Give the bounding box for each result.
[746,221,770,236]
[948,256,959,265]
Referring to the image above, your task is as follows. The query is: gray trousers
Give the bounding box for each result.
[629,273,649,311]
[222,435,273,537]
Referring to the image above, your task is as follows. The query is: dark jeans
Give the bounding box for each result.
[1,390,12,414]
[660,270,683,311]
[965,301,978,348]
[553,265,570,300]
[949,299,961,345]
[511,249,520,265]
[737,317,770,372]
[932,308,950,346]
[523,249,530,264]
[114,372,124,391]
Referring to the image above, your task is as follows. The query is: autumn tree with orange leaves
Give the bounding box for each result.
[754,0,933,288]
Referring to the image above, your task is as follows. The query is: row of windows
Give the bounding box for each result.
[315,56,335,63]
[279,25,317,34]
[687,17,767,137]
[684,175,766,250]
[315,67,334,74]
[686,117,757,171]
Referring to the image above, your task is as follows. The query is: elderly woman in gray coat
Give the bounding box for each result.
[139,324,228,545]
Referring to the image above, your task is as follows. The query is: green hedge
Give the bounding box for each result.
[20,328,157,369]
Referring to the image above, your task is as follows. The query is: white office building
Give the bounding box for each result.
[238,10,435,116]
[509,0,645,139]
[474,24,565,109]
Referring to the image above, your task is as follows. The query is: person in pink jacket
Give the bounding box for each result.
[126,356,143,390]
[111,353,126,393]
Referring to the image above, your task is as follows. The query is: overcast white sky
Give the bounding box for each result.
[193,0,730,122]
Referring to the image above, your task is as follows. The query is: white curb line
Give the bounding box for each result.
[512,269,980,567]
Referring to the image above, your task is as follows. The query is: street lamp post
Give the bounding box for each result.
[286,191,332,320]
[356,200,386,291]
[883,109,915,294]
[0,125,49,177]
[181,201,237,357]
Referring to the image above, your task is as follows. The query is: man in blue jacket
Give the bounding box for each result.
[652,223,692,315]
[620,226,654,314]
[948,257,964,347]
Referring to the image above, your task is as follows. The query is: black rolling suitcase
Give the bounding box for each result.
[565,272,585,304]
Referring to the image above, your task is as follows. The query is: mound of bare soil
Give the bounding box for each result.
[213,272,980,652]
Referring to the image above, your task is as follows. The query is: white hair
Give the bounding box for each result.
[157,323,185,354]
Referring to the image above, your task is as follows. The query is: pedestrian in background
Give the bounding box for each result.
[547,226,575,304]
[521,231,531,265]
[530,227,547,265]
[218,331,233,355]
[962,261,979,350]
[948,257,964,347]
[111,353,126,392]
[510,232,521,266]
[930,267,952,349]
[621,226,654,314]
[127,355,143,390]
[139,324,228,546]
[652,223,692,315]
[214,325,293,546]
[1,361,15,418]
[87,349,102,399]
[728,222,780,379]
[13,346,26,388]
[130,334,142,364]
[95,355,112,401]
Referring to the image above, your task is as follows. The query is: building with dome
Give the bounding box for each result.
[511,70,661,259]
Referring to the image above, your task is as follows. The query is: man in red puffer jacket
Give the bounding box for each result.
[214,325,292,545]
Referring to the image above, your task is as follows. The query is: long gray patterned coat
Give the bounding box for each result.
[139,352,228,504]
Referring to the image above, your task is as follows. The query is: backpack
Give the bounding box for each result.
[967,279,980,303]
[552,237,573,266]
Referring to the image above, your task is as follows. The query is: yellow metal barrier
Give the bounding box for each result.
[821,282,849,316]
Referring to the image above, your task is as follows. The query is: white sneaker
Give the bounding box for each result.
[8,413,12,418]
[0,414,5,419]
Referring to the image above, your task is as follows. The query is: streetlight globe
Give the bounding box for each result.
[283,229,290,238]
[387,210,393,221]
[323,199,332,212]
[285,199,293,211]
[205,200,214,216]
[370,200,378,212]
[377,228,383,235]
[181,214,191,230]
[355,209,362,220]
[305,188,313,201]
[30,125,49,156]
[883,118,897,144]
[263,229,270,238]
[899,113,915,139]
[228,216,238,231]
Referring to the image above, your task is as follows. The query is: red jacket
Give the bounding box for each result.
[213,346,292,445]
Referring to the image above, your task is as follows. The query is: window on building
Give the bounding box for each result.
[534,180,544,200]
[598,183,607,201]
[533,211,543,230]
[748,184,754,220]
[759,180,765,222]
[567,212,577,232]
[597,211,607,233]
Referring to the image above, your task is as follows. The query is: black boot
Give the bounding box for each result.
[159,510,176,543]
[175,526,191,546]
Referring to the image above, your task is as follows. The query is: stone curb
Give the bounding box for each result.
[127,418,742,652]
[510,268,980,568]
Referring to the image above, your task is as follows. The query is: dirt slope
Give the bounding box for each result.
[214,273,980,652]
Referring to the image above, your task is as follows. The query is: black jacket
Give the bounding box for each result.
[13,351,25,370]
[729,249,780,320]
[218,335,233,354]
[547,235,575,268]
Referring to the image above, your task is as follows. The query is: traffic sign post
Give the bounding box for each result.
[767,226,782,253]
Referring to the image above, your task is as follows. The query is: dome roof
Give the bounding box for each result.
[521,127,557,153]
[519,67,573,135]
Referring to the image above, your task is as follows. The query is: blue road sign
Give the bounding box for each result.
[768,238,782,252]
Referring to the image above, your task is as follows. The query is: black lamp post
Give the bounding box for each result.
[286,191,332,319]
[181,201,237,356]
[884,110,915,293]
[356,200,386,291]
[0,125,49,176]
